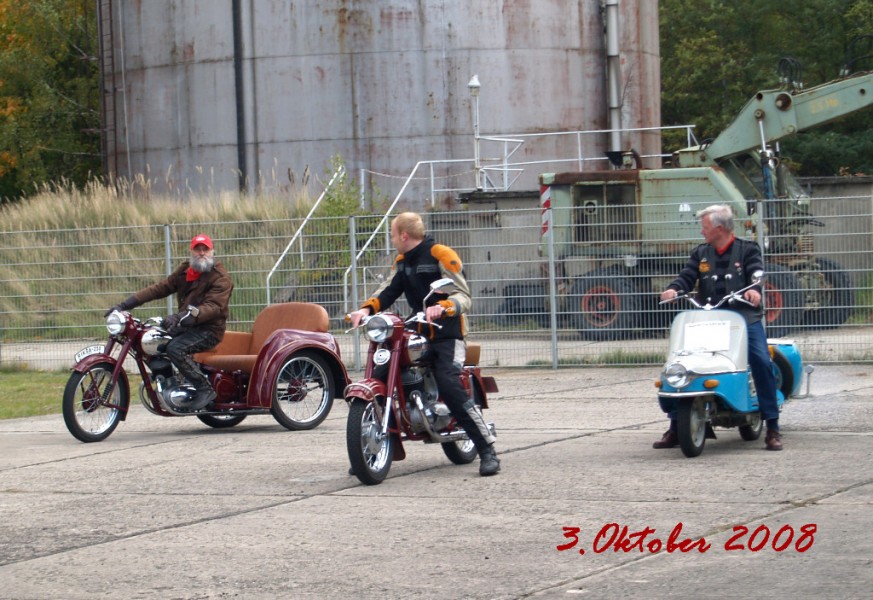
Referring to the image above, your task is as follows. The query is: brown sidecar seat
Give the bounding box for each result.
[193,302,329,375]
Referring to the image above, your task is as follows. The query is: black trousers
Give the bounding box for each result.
[165,328,218,388]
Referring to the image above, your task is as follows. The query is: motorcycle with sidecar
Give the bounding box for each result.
[344,278,499,485]
[656,272,804,457]
[63,302,348,442]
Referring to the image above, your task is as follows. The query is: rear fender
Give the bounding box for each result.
[249,329,348,407]
[463,367,496,409]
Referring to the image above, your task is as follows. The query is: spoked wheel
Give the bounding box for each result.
[677,398,707,457]
[62,362,128,443]
[347,398,393,485]
[739,411,763,441]
[197,414,247,428]
[441,385,482,465]
[270,351,335,430]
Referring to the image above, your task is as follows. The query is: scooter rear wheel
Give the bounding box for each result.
[739,411,763,441]
[677,398,706,457]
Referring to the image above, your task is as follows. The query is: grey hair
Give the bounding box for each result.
[696,204,735,232]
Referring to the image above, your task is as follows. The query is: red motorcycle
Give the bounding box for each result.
[63,302,348,442]
[344,279,499,485]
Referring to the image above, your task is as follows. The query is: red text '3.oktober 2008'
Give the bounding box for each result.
[556,523,817,555]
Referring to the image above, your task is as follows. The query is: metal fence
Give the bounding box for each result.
[2,193,872,372]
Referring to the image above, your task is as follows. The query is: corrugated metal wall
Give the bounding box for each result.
[102,0,660,206]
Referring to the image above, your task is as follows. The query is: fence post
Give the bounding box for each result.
[164,225,173,315]
[350,216,361,370]
[543,193,559,370]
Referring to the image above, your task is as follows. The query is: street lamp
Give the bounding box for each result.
[468,74,482,190]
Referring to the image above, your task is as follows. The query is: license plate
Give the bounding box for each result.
[74,345,106,363]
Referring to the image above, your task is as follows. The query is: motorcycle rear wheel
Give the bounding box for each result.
[677,398,706,457]
[270,351,335,430]
[63,362,128,443]
[197,414,247,428]
[441,385,482,465]
[347,398,393,485]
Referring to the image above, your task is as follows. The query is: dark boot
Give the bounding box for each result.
[479,444,501,476]
[187,380,216,410]
[653,428,678,449]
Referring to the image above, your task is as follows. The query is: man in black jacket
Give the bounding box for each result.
[655,205,783,451]
[348,212,500,475]
[105,233,234,410]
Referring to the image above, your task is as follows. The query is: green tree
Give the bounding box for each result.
[0,0,100,202]
[660,0,873,175]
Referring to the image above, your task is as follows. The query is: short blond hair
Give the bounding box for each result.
[392,212,425,240]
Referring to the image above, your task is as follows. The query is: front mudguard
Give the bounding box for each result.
[71,354,131,419]
[248,329,349,408]
[343,378,407,461]
[658,371,754,416]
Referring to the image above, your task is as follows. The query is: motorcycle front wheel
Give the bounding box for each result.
[270,351,335,430]
[63,362,128,443]
[441,385,482,465]
[347,398,393,485]
[677,398,706,457]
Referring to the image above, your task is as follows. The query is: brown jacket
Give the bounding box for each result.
[132,261,234,341]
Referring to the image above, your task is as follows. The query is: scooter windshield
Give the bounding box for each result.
[669,310,748,367]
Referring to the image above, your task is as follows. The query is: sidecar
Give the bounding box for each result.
[656,309,803,457]
[192,302,348,429]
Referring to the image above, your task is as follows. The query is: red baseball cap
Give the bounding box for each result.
[190,234,213,250]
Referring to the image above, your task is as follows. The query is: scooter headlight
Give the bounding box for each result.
[365,315,394,343]
[106,310,127,335]
[664,363,690,388]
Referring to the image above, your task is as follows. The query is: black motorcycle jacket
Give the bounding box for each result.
[361,236,471,340]
[667,236,764,324]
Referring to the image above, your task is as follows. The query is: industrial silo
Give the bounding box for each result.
[97,0,660,206]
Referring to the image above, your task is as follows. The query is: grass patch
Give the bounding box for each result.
[525,349,665,367]
[0,367,69,419]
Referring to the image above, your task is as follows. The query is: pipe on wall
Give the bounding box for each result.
[232,0,247,191]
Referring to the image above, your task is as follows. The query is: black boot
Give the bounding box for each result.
[187,381,216,410]
[479,444,501,476]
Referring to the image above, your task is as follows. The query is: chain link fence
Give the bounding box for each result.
[2,193,872,372]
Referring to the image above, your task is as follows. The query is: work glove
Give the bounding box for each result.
[162,311,194,335]
[104,295,139,317]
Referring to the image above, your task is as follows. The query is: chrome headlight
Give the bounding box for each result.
[407,334,429,363]
[365,315,394,343]
[141,328,170,356]
[106,310,127,335]
[664,363,690,388]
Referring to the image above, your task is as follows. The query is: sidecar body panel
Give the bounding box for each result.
[248,329,348,408]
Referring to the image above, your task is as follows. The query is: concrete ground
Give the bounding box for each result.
[1,364,872,599]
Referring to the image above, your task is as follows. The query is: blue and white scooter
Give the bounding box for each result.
[657,271,805,457]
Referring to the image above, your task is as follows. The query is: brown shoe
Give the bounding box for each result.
[765,429,783,451]
[653,429,678,449]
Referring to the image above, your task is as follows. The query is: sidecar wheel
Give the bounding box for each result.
[441,385,482,465]
[771,351,795,399]
[270,351,335,431]
[677,398,706,457]
[739,411,763,441]
[347,398,393,485]
[197,414,247,428]
[63,362,128,443]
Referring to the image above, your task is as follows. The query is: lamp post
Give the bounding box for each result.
[468,74,482,190]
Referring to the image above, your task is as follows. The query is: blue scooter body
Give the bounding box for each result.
[658,309,802,456]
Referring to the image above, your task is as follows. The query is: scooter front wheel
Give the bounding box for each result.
[347,398,393,485]
[677,398,707,457]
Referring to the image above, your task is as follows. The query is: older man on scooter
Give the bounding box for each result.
[656,204,783,451]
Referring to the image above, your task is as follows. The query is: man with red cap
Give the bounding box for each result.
[105,234,234,409]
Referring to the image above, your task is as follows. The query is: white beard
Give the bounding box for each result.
[191,254,214,273]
